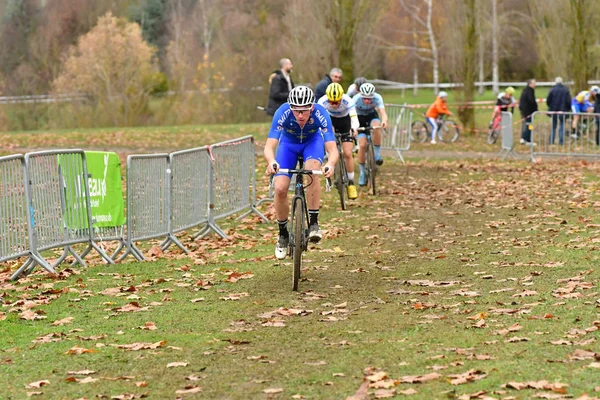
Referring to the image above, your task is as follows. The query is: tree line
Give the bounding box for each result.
[1,0,599,131]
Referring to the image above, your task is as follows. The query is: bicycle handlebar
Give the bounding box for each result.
[277,169,325,175]
[273,164,332,191]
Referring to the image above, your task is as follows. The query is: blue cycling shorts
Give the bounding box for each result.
[275,135,325,178]
[571,99,591,114]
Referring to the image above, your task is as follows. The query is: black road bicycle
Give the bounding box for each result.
[357,126,377,196]
[276,159,331,291]
[333,131,354,210]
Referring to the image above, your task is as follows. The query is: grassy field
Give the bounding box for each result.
[2,149,600,399]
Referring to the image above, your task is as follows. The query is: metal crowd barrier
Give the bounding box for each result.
[497,112,518,160]
[207,136,268,238]
[1,136,270,271]
[119,154,186,261]
[163,146,211,249]
[530,111,600,162]
[10,150,113,280]
[0,155,34,265]
[383,104,413,164]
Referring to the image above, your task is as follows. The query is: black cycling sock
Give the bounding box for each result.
[308,210,319,226]
[278,219,289,237]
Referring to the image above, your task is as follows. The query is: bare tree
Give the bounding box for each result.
[570,0,588,92]
[491,0,498,93]
[371,0,439,93]
[459,0,477,130]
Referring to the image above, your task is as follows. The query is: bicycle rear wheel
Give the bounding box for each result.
[438,120,460,142]
[335,160,347,210]
[366,141,377,196]
[291,197,305,291]
[411,120,429,143]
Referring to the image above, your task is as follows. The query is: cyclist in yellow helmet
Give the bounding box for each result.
[317,83,360,199]
[489,86,516,129]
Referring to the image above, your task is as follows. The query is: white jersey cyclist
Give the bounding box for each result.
[317,94,359,131]
[352,92,385,115]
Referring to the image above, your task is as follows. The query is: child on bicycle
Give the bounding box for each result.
[425,91,453,144]
[317,82,359,200]
[489,87,516,130]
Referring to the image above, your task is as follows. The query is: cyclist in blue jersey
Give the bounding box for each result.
[352,83,388,186]
[570,86,598,138]
[264,86,339,260]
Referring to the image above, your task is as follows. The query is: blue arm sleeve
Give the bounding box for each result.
[267,105,287,139]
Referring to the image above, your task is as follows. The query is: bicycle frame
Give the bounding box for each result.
[290,162,310,254]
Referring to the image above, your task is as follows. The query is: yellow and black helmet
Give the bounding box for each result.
[326,82,344,102]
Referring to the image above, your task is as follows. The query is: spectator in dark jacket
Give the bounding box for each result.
[546,77,571,145]
[519,79,538,144]
[314,68,342,100]
[266,58,294,116]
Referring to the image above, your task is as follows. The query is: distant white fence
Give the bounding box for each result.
[370,79,600,90]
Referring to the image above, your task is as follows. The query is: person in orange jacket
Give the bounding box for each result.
[425,91,453,144]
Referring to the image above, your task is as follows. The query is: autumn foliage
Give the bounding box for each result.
[52,12,159,127]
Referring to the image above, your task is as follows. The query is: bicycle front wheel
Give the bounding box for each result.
[366,141,377,196]
[335,160,347,210]
[438,120,460,142]
[411,120,429,143]
[291,197,305,291]
[487,127,499,144]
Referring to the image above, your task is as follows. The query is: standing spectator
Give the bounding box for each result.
[546,77,571,145]
[519,79,538,144]
[315,67,342,100]
[347,77,367,98]
[266,58,294,116]
[594,86,600,145]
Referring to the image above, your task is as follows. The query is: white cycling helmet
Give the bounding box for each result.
[438,91,448,98]
[591,85,600,94]
[359,82,376,97]
[288,86,314,108]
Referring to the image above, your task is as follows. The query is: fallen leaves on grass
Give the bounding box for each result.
[111,302,150,313]
[111,341,166,351]
[167,361,188,368]
[568,349,598,360]
[67,370,96,375]
[505,380,569,393]
[65,346,97,355]
[447,369,488,385]
[19,310,46,320]
[52,316,73,326]
[224,271,254,283]
[138,322,157,330]
[400,373,441,384]
[263,388,284,394]
[346,381,369,400]
[175,386,202,395]
[26,380,50,388]
[219,292,249,301]
[65,376,98,384]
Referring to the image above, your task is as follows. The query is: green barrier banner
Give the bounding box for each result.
[85,151,125,228]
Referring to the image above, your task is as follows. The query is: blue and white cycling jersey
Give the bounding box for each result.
[317,94,357,118]
[572,91,593,113]
[268,103,335,175]
[268,103,335,144]
[352,93,385,115]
